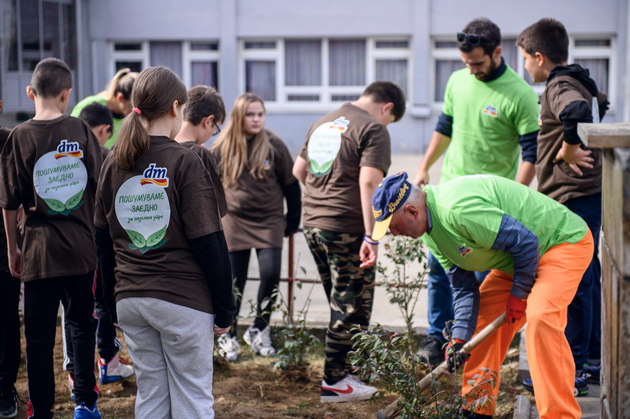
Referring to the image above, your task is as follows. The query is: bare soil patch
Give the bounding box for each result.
[12,324,530,418]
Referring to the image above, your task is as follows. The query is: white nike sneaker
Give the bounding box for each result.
[320,375,378,402]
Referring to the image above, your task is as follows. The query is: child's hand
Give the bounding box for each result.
[214,325,231,336]
[8,248,22,279]
[359,240,378,268]
[554,142,594,176]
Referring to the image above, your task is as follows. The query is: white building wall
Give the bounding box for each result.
[1,0,627,154]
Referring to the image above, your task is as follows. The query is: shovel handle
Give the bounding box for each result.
[375,313,507,419]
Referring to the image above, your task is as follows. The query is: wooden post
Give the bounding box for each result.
[578,122,630,419]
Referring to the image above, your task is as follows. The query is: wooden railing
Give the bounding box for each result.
[579,122,630,418]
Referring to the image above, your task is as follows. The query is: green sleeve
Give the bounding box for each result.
[513,87,540,136]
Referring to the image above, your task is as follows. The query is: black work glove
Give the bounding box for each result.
[445,338,469,372]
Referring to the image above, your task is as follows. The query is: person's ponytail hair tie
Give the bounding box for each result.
[112,66,188,170]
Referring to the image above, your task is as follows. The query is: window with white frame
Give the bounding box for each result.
[3,0,77,110]
[432,36,615,108]
[572,38,614,107]
[240,38,410,107]
[5,0,77,72]
[111,41,219,89]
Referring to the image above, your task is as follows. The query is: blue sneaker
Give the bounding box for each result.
[98,353,135,384]
[74,402,101,419]
[583,362,601,384]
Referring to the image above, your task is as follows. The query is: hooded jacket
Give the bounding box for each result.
[536,64,609,203]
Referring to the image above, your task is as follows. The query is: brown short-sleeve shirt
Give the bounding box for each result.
[94,136,223,314]
[0,115,102,281]
[299,103,391,233]
[179,141,227,218]
[214,131,297,251]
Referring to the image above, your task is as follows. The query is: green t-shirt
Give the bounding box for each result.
[71,95,122,149]
[441,65,540,183]
[422,175,588,273]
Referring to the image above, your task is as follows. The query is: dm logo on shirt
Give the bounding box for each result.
[307,118,347,177]
[115,163,171,254]
[482,105,498,117]
[458,246,473,257]
[33,140,88,215]
[263,159,271,170]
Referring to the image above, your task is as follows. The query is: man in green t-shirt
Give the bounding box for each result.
[412,18,540,366]
[371,172,593,418]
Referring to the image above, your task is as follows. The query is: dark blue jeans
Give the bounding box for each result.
[564,193,601,368]
[426,253,487,338]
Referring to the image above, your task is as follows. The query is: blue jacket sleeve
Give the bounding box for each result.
[434,113,453,138]
[491,214,539,299]
[445,266,479,342]
[518,131,538,164]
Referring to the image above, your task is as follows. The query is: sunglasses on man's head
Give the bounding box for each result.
[457,32,482,46]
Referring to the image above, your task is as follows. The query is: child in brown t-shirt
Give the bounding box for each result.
[58,102,135,394]
[174,85,227,218]
[94,66,235,417]
[518,18,608,405]
[0,58,102,417]
[210,93,301,362]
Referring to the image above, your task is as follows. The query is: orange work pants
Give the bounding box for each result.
[461,230,594,419]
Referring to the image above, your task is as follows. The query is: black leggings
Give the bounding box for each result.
[229,248,282,336]
[0,271,21,389]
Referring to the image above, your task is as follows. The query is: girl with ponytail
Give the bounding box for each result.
[95,66,235,418]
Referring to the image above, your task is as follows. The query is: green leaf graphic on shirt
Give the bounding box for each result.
[126,229,147,249]
[146,225,167,248]
[43,198,65,213]
[149,239,167,251]
[318,160,333,176]
[65,190,84,210]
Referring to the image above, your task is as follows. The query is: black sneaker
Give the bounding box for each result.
[574,370,590,396]
[583,362,600,384]
[416,335,446,366]
[522,374,589,397]
[0,386,18,419]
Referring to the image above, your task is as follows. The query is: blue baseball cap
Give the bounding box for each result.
[371,172,412,241]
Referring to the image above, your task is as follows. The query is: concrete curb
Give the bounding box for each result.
[513,395,532,419]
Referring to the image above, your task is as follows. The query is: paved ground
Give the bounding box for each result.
[239,153,435,331]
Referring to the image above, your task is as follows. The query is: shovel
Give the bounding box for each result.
[375,312,507,419]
